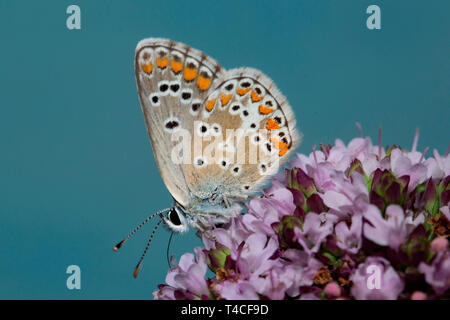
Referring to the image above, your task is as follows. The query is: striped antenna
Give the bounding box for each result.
[133,219,164,278]
[113,208,170,252]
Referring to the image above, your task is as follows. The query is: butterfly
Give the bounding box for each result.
[113,38,300,277]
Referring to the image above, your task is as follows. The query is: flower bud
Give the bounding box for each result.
[324,281,341,297]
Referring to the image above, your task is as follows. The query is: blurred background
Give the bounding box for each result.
[0,0,448,299]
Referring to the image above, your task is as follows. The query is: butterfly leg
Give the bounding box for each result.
[225,193,264,201]
[235,193,262,200]
[221,193,264,208]
[193,219,206,232]
[219,193,250,207]
[193,219,217,242]
[222,194,231,208]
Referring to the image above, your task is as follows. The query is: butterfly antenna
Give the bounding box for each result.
[113,208,170,252]
[166,232,174,268]
[133,219,163,278]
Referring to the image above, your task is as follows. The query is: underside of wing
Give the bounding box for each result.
[135,38,226,206]
[184,67,301,199]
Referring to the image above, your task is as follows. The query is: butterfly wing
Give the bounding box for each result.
[185,67,301,200]
[135,38,225,206]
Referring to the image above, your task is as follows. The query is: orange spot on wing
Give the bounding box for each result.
[251,90,263,102]
[270,137,287,150]
[220,93,232,106]
[156,57,168,69]
[266,118,280,130]
[205,98,216,112]
[236,87,251,96]
[279,146,289,156]
[141,63,153,74]
[184,67,197,81]
[197,76,212,91]
[171,60,183,74]
[259,104,275,114]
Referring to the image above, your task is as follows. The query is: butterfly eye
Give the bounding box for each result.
[158,80,170,96]
[168,208,182,226]
[194,156,207,168]
[148,93,160,107]
[180,88,193,104]
[163,207,189,233]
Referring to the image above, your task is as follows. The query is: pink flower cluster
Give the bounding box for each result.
[154,132,450,300]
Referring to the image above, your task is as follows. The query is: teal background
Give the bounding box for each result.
[0,0,448,299]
